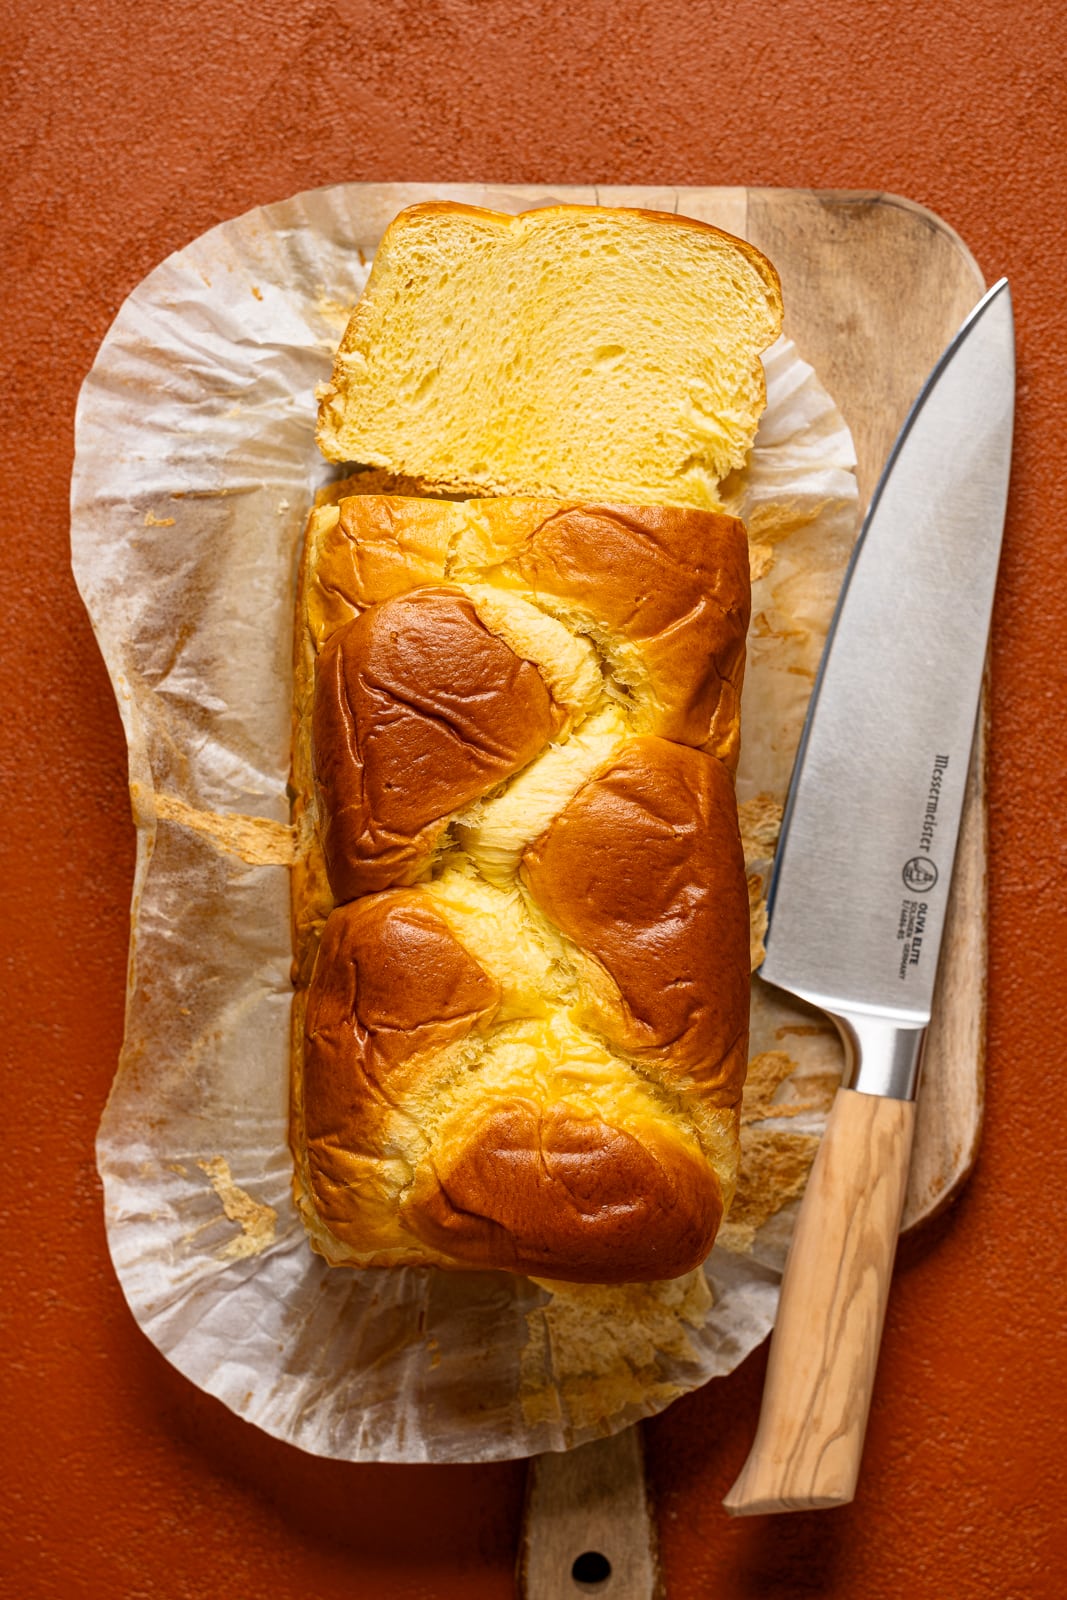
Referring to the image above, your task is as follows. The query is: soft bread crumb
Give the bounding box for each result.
[317,204,782,508]
[748,540,775,582]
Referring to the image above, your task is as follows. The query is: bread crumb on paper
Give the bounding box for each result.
[716,1052,839,1253]
[738,793,783,863]
[740,495,832,545]
[149,791,296,866]
[197,1157,277,1261]
[747,872,769,970]
[749,541,775,582]
[741,1050,836,1124]
[718,1129,819,1253]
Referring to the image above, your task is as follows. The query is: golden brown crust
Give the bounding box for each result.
[520,737,750,1095]
[403,1100,724,1283]
[292,494,751,1283]
[508,503,750,762]
[312,587,565,900]
[307,497,750,752]
[303,892,501,1251]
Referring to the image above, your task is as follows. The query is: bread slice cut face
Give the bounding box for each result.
[316,203,783,509]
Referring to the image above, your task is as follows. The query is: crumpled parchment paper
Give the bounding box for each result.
[71,182,858,1463]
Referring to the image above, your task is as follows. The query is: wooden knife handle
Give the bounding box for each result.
[723,1087,917,1515]
[518,1428,662,1599]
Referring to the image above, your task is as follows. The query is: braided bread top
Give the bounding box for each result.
[291,495,751,1283]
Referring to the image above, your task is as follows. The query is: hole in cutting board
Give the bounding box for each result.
[572,1550,612,1589]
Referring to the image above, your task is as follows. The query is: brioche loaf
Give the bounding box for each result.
[315,203,783,509]
[294,202,781,1283]
[291,495,751,1283]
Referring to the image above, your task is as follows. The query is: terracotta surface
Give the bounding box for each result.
[3,2,1066,1595]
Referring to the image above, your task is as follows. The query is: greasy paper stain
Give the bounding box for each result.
[750,609,806,643]
[740,1050,837,1124]
[197,1157,278,1260]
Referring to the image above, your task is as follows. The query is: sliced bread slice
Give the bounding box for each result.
[316,203,783,510]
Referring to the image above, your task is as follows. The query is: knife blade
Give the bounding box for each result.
[723,279,1015,1516]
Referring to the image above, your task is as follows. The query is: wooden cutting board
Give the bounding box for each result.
[519,185,988,1600]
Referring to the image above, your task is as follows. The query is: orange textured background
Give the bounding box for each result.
[3,2,1066,1596]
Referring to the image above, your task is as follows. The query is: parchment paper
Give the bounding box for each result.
[71,182,858,1463]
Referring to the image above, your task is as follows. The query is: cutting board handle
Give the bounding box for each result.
[723,1086,917,1515]
[518,1428,661,1598]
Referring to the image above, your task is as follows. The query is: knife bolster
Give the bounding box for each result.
[835,1011,926,1100]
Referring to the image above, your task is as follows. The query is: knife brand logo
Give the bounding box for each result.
[916,754,950,856]
[902,856,939,892]
[900,754,950,897]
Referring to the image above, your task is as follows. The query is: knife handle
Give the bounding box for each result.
[722,1086,917,1515]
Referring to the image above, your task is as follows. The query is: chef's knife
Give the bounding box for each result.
[723,278,1015,1516]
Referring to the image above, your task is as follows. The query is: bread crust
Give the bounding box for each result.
[313,589,566,899]
[291,494,750,1283]
[521,737,750,1091]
